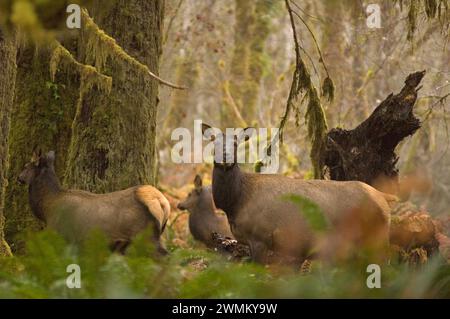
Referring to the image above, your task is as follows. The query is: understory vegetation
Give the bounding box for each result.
[0,228,448,298]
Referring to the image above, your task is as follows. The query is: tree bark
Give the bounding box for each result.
[322,71,425,194]
[0,29,17,256]
[4,43,80,252]
[64,0,164,192]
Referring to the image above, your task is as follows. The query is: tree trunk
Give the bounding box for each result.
[322,71,425,194]
[4,42,80,252]
[0,28,16,256]
[321,0,344,124]
[64,0,164,192]
[162,56,198,139]
[245,0,274,122]
[223,0,273,127]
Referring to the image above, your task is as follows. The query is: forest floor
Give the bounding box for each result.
[0,165,449,298]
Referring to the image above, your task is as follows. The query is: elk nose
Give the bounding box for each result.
[177,203,185,210]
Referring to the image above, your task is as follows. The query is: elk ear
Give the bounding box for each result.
[31,152,39,163]
[237,127,256,144]
[201,123,216,141]
[194,174,202,191]
[31,148,41,166]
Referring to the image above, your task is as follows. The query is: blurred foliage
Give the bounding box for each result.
[284,194,328,232]
[0,229,449,298]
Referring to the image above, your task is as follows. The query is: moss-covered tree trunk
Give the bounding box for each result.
[4,42,80,252]
[223,0,273,127]
[0,28,16,256]
[244,0,273,122]
[64,0,164,192]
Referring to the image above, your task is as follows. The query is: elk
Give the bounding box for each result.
[18,150,170,254]
[177,175,234,247]
[201,123,397,265]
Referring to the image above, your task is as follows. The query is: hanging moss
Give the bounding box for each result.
[407,0,418,41]
[49,42,112,133]
[306,89,328,179]
[401,0,449,41]
[80,8,183,89]
[321,76,335,102]
[289,53,328,179]
[49,42,112,95]
[281,0,328,179]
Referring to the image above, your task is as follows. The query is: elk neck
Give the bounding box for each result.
[29,167,62,221]
[191,186,217,217]
[212,164,243,222]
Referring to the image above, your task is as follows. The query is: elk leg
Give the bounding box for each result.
[150,221,168,256]
[110,239,130,254]
[249,240,269,264]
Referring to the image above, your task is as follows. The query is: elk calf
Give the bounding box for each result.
[18,151,170,254]
[178,175,234,247]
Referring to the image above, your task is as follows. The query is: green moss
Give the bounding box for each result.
[5,44,79,253]
[283,1,328,179]
[64,1,163,192]
[50,42,112,96]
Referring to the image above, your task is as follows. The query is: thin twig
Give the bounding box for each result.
[290,2,330,77]
[163,0,184,45]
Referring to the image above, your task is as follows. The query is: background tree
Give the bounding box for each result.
[222,0,277,127]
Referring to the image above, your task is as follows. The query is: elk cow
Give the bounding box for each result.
[202,123,397,265]
[18,150,170,254]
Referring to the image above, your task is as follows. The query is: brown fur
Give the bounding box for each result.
[178,176,234,247]
[228,172,392,264]
[19,151,170,254]
[202,124,394,265]
[136,186,170,233]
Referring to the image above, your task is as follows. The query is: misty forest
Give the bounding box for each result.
[0,0,450,298]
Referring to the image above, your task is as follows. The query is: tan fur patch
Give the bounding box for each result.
[136,186,170,232]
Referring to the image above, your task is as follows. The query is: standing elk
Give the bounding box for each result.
[18,150,170,254]
[202,123,397,265]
